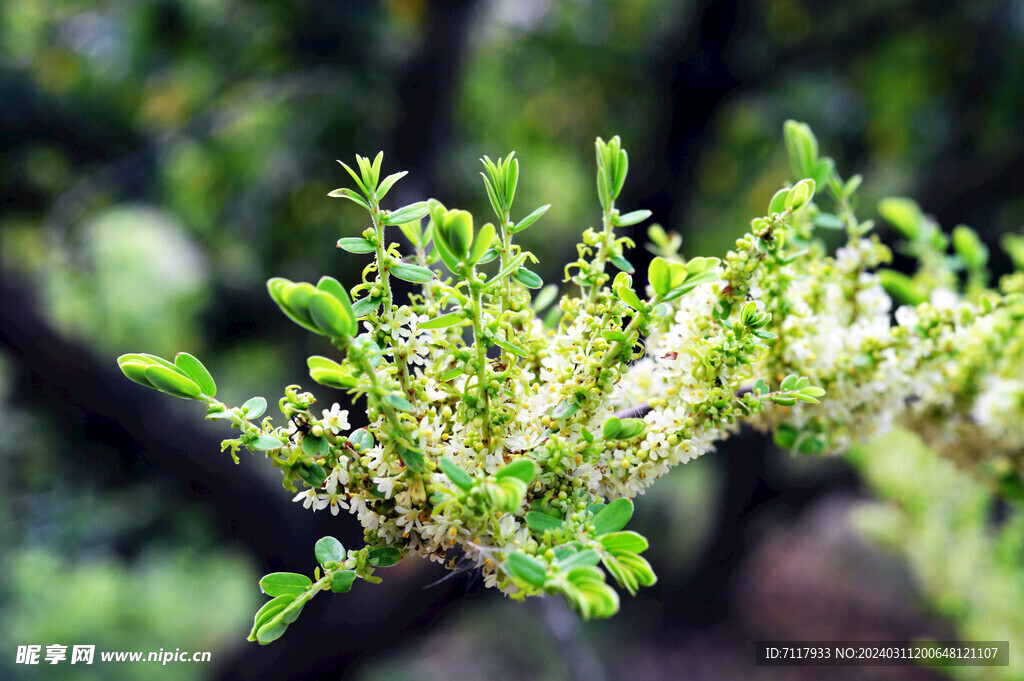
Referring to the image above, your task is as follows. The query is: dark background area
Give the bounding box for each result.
[2,1,1023,679]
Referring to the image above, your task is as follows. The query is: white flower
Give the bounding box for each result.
[317,488,349,516]
[292,488,328,512]
[321,403,350,433]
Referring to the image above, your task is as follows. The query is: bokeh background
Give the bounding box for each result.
[2,1,1024,679]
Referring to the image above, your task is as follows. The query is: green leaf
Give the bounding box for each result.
[440,458,475,491]
[441,209,473,259]
[330,570,358,593]
[468,221,495,266]
[383,201,430,226]
[952,225,988,271]
[251,434,284,451]
[118,359,156,389]
[390,262,435,284]
[614,284,644,311]
[647,257,671,297]
[328,187,371,211]
[813,213,845,230]
[302,435,329,456]
[591,497,634,535]
[144,365,203,400]
[768,187,789,215]
[250,595,292,641]
[368,547,403,567]
[242,396,267,419]
[384,393,416,412]
[256,620,289,645]
[504,552,547,588]
[496,458,537,485]
[615,209,651,227]
[476,245,499,265]
[551,398,579,420]
[609,255,634,273]
[260,572,312,597]
[558,549,600,570]
[430,221,462,273]
[533,284,559,311]
[510,204,550,233]
[513,267,543,289]
[526,511,563,532]
[349,428,373,451]
[337,237,376,254]
[173,352,217,397]
[878,197,923,240]
[376,171,407,201]
[399,447,425,472]
[616,418,645,440]
[298,462,328,487]
[494,337,529,358]
[419,311,464,330]
[315,536,346,565]
[398,220,422,247]
[309,291,356,337]
[783,120,818,180]
[351,295,382,318]
[267,279,322,334]
[786,179,815,211]
[602,417,622,439]
[599,530,649,554]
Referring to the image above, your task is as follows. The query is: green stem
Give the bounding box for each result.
[469,276,492,447]
[588,205,616,303]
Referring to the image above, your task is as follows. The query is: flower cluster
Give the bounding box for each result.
[118,124,1024,644]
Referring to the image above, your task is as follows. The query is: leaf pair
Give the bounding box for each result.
[429,200,495,273]
[647,256,721,301]
[268,276,357,338]
[595,135,629,212]
[118,352,216,400]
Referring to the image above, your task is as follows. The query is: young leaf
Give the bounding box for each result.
[351,295,382,318]
[174,352,217,397]
[511,204,551,234]
[504,552,547,588]
[383,202,430,226]
[599,530,649,554]
[337,237,377,254]
[615,209,651,227]
[526,511,563,532]
[242,396,267,418]
[251,434,284,451]
[349,428,373,451]
[768,187,789,215]
[376,171,407,201]
[368,547,403,567]
[468,221,495,266]
[330,570,357,593]
[496,458,537,485]
[551,398,579,420]
[328,187,371,211]
[513,267,543,289]
[609,255,634,273]
[390,263,435,284]
[648,257,671,297]
[314,536,346,566]
[591,497,634,535]
[399,446,425,472]
[259,572,312,598]
[419,311,464,330]
[302,434,329,456]
[385,394,416,412]
[144,365,203,400]
[309,291,356,338]
[440,458,475,491]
